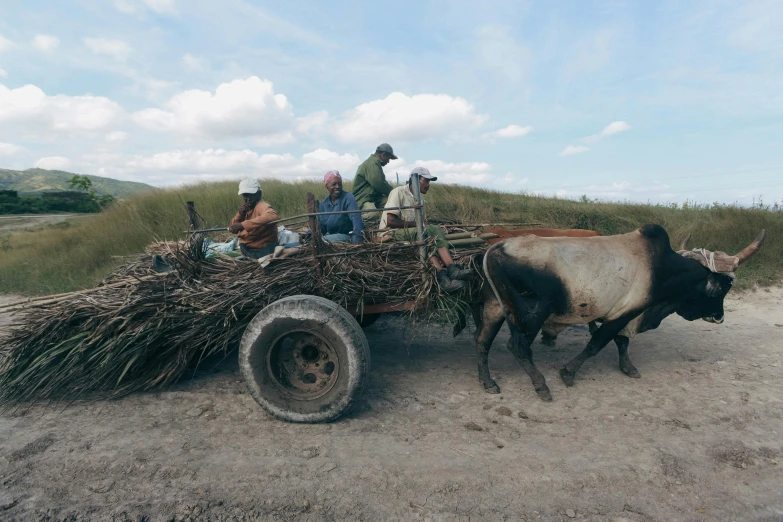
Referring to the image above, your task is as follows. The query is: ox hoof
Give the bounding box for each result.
[483,380,501,394]
[621,365,641,379]
[559,368,575,387]
[536,388,553,402]
[541,336,556,347]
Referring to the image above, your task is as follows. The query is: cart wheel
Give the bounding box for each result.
[356,313,381,329]
[239,295,370,423]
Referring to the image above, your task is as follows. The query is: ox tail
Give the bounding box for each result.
[482,241,508,316]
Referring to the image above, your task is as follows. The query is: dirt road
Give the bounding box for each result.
[1,290,782,521]
[0,213,90,234]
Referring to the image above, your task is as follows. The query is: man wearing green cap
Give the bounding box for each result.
[352,143,397,222]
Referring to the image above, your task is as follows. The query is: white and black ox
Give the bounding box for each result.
[476,224,766,401]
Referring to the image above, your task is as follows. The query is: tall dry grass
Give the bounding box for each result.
[1,179,780,295]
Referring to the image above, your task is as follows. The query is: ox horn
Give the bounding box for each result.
[735,230,766,265]
[678,233,692,251]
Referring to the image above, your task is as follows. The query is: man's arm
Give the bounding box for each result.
[385,213,417,229]
[365,163,393,197]
[229,208,248,233]
[230,205,248,225]
[241,206,280,233]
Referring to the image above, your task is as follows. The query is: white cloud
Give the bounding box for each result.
[558,145,589,156]
[0,68,7,78]
[132,76,296,140]
[0,34,13,53]
[105,131,128,143]
[487,124,533,139]
[35,156,72,170]
[82,37,132,62]
[474,25,531,83]
[32,34,60,52]
[182,53,204,71]
[333,92,487,144]
[551,181,675,202]
[296,110,328,135]
[725,0,783,53]
[563,28,622,78]
[0,84,124,133]
[111,148,361,184]
[382,158,526,188]
[0,142,23,156]
[114,0,177,14]
[113,0,136,13]
[143,0,177,14]
[582,121,631,143]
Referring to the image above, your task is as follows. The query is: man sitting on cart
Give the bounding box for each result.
[352,143,397,222]
[228,179,281,259]
[318,170,364,243]
[380,167,472,293]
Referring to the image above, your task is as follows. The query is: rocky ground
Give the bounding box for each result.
[1,289,782,521]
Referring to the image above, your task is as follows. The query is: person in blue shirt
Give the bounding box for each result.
[318,170,364,244]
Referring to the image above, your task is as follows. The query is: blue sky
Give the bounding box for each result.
[1,0,782,205]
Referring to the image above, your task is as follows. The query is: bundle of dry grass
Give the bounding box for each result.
[0,239,485,406]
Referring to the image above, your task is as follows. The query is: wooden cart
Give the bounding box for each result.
[235,174,430,423]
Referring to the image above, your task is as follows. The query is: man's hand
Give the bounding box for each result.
[229,223,244,234]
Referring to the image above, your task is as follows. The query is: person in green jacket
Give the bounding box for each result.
[352,143,397,222]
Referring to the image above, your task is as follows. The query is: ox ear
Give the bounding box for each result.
[735,230,766,265]
[678,233,691,251]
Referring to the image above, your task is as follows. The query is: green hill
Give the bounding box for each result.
[0,168,153,198]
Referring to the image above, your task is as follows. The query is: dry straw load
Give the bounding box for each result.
[0,237,486,406]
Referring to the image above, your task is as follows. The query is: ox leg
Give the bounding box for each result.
[475,299,505,394]
[560,320,630,387]
[588,321,599,335]
[615,336,641,378]
[540,332,557,346]
[507,327,552,401]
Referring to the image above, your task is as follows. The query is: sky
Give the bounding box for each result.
[1,0,782,205]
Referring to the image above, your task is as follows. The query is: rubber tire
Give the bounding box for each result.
[239,295,370,423]
[356,313,381,329]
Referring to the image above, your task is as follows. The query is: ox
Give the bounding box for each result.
[476,224,765,401]
[482,227,600,245]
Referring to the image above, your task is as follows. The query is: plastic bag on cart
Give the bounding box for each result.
[204,237,239,258]
[278,226,301,248]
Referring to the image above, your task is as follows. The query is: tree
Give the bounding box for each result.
[68,175,115,210]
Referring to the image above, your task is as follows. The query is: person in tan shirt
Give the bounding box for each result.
[228,179,280,259]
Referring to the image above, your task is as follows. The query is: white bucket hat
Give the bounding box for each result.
[238,179,261,195]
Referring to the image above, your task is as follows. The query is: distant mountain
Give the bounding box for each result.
[0,168,154,198]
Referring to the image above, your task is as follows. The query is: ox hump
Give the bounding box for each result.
[638,224,672,249]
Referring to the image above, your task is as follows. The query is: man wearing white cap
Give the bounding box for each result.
[228,179,280,259]
[352,143,397,222]
[380,167,472,293]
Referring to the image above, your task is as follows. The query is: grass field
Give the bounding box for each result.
[0,179,780,295]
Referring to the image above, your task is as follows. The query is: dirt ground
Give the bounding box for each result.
[1,289,782,522]
[0,214,79,234]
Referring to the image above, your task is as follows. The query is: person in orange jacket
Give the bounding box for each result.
[228,179,280,259]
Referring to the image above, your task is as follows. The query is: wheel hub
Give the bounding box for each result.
[267,330,339,400]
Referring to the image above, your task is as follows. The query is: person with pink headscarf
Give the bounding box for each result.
[318,170,364,243]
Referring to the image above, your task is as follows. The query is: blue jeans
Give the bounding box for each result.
[323,233,353,243]
[239,242,278,259]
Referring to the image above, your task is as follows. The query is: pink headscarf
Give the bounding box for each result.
[323,170,342,187]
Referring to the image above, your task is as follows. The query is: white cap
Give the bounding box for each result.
[410,167,437,181]
[238,179,261,195]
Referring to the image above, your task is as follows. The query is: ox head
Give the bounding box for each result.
[674,230,766,323]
